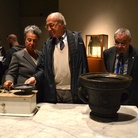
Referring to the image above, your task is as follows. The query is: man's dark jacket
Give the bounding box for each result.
[103,45,138,106]
[34,30,88,103]
[3,45,25,73]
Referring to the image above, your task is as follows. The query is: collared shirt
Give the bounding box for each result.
[57,33,67,50]
[114,53,128,74]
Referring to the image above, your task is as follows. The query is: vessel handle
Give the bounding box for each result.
[78,87,88,103]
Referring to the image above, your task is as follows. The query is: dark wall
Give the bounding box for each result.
[19,0,58,17]
[19,0,59,49]
[0,0,20,50]
[0,0,58,51]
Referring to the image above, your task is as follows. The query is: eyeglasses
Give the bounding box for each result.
[45,22,58,30]
[115,42,127,47]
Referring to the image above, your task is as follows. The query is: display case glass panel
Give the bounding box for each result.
[86,34,108,58]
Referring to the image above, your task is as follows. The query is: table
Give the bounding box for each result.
[0,103,138,138]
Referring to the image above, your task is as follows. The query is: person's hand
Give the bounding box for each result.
[3,80,13,90]
[24,77,36,85]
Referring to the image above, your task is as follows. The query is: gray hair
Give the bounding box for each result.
[48,12,66,26]
[24,25,42,39]
[114,28,131,40]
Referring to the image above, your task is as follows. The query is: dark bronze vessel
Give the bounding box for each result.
[79,72,132,122]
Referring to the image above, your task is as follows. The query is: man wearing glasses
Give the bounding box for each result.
[103,28,138,106]
[25,12,88,103]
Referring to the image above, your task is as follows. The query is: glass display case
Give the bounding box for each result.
[86,34,108,58]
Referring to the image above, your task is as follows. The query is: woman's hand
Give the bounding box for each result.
[24,77,36,85]
[3,80,13,90]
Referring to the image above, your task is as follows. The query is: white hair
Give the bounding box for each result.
[48,12,66,26]
[114,28,131,39]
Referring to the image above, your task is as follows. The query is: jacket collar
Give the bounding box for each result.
[23,50,40,68]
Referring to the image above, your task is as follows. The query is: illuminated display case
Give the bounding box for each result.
[86,34,108,72]
[86,34,108,58]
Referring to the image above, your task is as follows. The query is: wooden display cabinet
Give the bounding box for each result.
[86,34,108,72]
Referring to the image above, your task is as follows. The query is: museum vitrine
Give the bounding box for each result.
[86,34,108,58]
[86,34,108,72]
